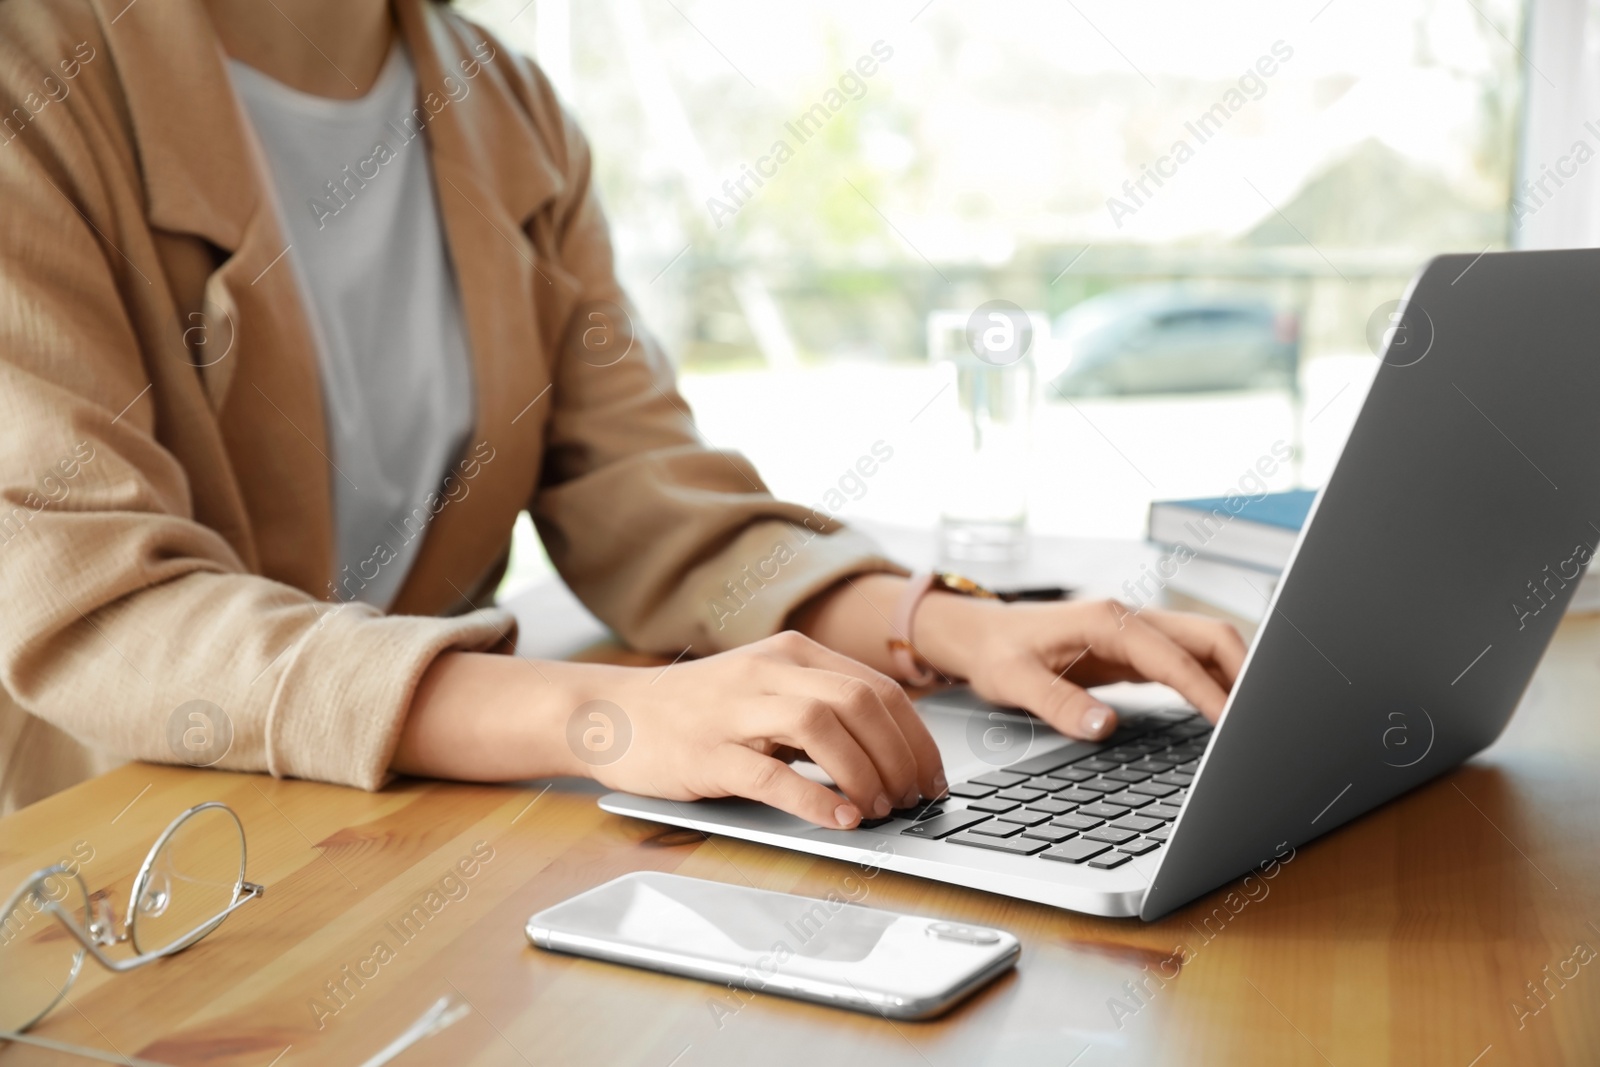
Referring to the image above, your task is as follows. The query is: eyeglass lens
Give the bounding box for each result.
[130,804,247,956]
[0,870,89,1032]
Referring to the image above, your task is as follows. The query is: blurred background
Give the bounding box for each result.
[457,0,1554,595]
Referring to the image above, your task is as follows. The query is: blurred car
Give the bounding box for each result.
[1046,286,1301,398]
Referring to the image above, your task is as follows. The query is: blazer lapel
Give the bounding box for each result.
[91,0,336,596]
[385,0,571,614]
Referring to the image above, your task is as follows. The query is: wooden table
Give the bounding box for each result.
[3,551,1599,1066]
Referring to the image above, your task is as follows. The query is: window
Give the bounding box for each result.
[466,0,1526,591]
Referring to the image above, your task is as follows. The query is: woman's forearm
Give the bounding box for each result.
[398,575,942,786]
[391,634,950,825]
[391,651,593,781]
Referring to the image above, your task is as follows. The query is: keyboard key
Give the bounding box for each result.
[996,786,1048,802]
[1082,826,1138,845]
[1145,804,1184,821]
[1053,788,1102,805]
[946,782,997,798]
[1001,724,1147,776]
[900,811,989,839]
[1127,758,1177,774]
[1153,772,1194,787]
[1103,791,1154,809]
[970,819,1025,837]
[995,809,1051,826]
[945,831,1050,855]
[1074,758,1118,774]
[1041,839,1111,864]
[1105,767,1152,783]
[1025,798,1078,816]
[1119,838,1163,856]
[1076,803,1126,820]
[1148,826,1172,841]
[1178,760,1200,773]
[1074,780,1120,795]
[1024,775,1072,791]
[969,770,1029,788]
[1050,812,1105,831]
[856,815,896,829]
[1130,781,1180,798]
[966,797,1020,814]
[1110,815,1164,834]
[1020,825,1079,843]
[1101,748,1144,764]
[879,804,940,824]
[1088,852,1131,869]
[1054,767,1095,782]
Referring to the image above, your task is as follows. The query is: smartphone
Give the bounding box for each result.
[526,871,1020,1019]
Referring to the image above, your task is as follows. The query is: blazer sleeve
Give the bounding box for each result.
[520,79,903,656]
[0,66,511,792]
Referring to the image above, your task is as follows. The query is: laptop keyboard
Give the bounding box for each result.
[864,711,1212,870]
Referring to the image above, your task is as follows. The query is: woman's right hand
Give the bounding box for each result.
[574,631,947,829]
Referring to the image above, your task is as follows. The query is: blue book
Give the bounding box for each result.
[1146,489,1317,572]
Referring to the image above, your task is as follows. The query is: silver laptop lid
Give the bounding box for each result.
[1142,248,1600,919]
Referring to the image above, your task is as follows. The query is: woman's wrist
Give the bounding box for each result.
[913,589,1000,682]
[790,570,1001,685]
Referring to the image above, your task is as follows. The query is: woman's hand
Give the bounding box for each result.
[793,573,1248,743]
[575,631,945,830]
[394,632,945,830]
[914,593,1247,740]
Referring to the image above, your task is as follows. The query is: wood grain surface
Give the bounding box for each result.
[2,612,1597,1067]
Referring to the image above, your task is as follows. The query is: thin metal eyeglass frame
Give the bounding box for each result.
[0,801,264,1034]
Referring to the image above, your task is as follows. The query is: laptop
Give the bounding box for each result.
[602,248,1600,920]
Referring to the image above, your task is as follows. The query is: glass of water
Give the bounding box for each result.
[935,301,1040,564]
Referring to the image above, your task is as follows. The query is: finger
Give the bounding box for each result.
[1102,610,1231,719]
[766,632,946,802]
[714,744,860,829]
[763,695,893,819]
[1137,609,1249,684]
[971,653,1119,741]
[784,668,921,809]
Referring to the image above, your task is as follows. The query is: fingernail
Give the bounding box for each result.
[871,794,891,818]
[835,804,860,828]
[1081,703,1113,738]
[932,769,948,796]
[899,789,919,809]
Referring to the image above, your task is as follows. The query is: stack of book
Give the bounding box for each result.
[1146,489,1600,624]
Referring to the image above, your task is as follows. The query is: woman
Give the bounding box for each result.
[0,0,1246,824]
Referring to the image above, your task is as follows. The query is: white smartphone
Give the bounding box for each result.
[526,871,1020,1019]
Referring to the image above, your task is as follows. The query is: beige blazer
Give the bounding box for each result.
[0,0,893,812]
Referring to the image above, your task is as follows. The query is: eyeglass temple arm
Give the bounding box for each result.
[43,881,265,973]
[0,1028,179,1067]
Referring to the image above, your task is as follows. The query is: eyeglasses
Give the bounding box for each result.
[0,801,264,1034]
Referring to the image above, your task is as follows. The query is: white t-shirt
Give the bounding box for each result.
[228,44,476,610]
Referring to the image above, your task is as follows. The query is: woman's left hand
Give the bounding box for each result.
[913,592,1248,741]
[793,573,1248,744]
